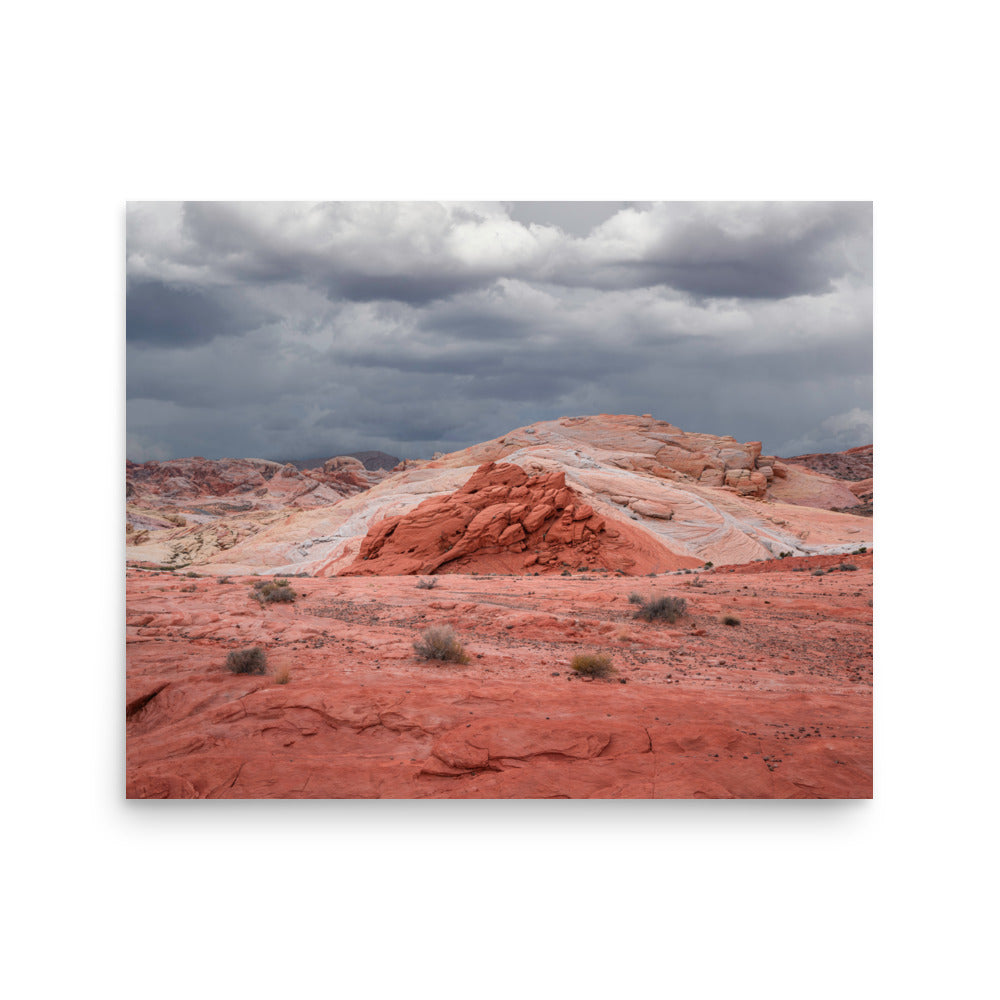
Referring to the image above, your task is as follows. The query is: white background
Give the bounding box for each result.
[5,2,996,997]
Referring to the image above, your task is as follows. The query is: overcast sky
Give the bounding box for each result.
[126,201,872,463]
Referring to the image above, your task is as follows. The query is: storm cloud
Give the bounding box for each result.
[126,201,872,462]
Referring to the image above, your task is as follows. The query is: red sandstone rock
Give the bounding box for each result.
[125,560,874,798]
[629,499,674,519]
[342,462,697,577]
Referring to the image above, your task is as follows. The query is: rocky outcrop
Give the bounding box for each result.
[324,455,365,473]
[125,455,380,508]
[343,461,700,576]
[125,455,389,569]
[781,444,873,482]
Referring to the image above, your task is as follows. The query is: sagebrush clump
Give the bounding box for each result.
[414,626,470,664]
[633,595,687,623]
[722,615,741,626]
[570,652,614,678]
[416,577,438,589]
[251,579,295,605]
[226,646,267,675]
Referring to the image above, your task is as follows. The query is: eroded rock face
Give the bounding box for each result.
[781,445,873,482]
[343,462,698,576]
[126,455,378,507]
[125,455,388,569]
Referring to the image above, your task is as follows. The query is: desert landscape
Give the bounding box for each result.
[126,413,873,798]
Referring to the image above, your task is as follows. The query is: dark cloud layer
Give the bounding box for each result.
[126,279,273,347]
[126,201,872,462]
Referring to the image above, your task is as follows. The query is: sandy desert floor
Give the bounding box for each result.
[126,552,873,798]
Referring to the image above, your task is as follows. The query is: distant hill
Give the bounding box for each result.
[191,415,873,577]
[281,450,401,472]
[780,444,872,481]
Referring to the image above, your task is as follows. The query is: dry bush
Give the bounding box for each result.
[722,615,741,626]
[416,577,438,590]
[633,595,687,623]
[414,626,470,664]
[251,580,295,605]
[273,667,291,685]
[570,652,614,678]
[226,646,267,675]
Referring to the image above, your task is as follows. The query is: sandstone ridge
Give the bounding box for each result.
[127,415,873,575]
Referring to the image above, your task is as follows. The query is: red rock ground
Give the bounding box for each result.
[126,552,873,798]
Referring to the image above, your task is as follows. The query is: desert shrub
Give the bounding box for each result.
[416,577,438,589]
[628,592,644,605]
[251,580,295,604]
[722,615,741,626]
[633,595,687,623]
[838,563,859,572]
[273,667,291,685]
[570,652,614,678]
[689,577,706,588]
[853,546,868,554]
[219,576,231,584]
[414,626,470,664]
[703,561,714,570]
[226,646,267,675]
[812,568,826,576]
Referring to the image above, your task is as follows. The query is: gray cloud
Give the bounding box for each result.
[126,201,872,462]
[579,201,872,300]
[126,278,274,348]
